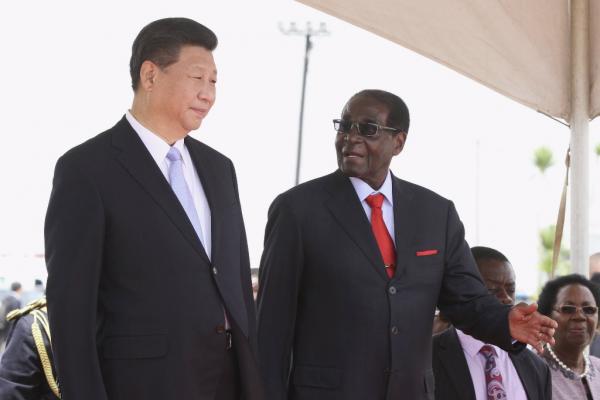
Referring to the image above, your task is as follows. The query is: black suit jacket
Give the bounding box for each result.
[432,328,551,400]
[45,117,263,400]
[257,170,516,400]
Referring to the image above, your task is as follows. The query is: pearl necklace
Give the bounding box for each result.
[545,343,590,379]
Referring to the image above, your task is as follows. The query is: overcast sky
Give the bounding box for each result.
[1,0,599,293]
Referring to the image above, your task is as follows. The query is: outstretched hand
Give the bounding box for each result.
[508,302,557,354]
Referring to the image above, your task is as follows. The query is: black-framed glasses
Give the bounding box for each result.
[554,305,598,315]
[333,118,400,138]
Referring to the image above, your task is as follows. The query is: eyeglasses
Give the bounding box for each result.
[333,119,400,138]
[553,305,599,315]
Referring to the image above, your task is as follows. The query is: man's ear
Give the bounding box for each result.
[139,60,159,92]
[392,132,407,156]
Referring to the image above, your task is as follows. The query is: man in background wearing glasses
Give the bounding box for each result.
[257,89,557,400]
[432,246,551,400]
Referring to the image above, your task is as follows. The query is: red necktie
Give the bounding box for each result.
[366,194,396,278]
[479,345,507,400]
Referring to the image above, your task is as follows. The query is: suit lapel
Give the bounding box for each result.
[391,175,416,279]
[184,137,222,263]
[509,352,535,400]
[324,171,388,281]
[437,328,477,400]
[185,138,249,337]
[111,117,210,264]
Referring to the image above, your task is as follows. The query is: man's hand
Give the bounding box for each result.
[509,302,557,354]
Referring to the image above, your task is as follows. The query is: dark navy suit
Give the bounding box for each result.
[257,170,518,400]
[45,117,263,400]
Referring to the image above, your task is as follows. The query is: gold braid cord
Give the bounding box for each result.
[6,298,47,322]
[31,309,61,398]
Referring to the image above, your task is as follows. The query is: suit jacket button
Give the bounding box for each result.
[215,325,226,334]
[388,286,397,295]
[391,326,399,335]
[212,267,218,275]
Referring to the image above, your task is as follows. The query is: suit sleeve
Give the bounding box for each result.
[229,160,258,347]
[437,201,517,351]
[257,195,304,400]
[227,160,266,400]
[44,155,108,400]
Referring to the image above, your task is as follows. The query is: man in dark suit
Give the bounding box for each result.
[257,90,556,400]
[432,246,551,400]
[0,282,22,348]
[45,18,262,400]
[1,283,22,316]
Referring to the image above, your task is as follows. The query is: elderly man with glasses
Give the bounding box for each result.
[257,89,557,400]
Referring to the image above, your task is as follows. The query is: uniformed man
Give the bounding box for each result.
[0,297,60,400]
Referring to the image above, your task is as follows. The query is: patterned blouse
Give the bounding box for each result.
[542,353,600,400]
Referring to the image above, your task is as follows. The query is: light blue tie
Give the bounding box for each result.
[166,147,205,246]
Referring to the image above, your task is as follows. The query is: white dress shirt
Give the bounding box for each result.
[456,329,527,400]
[126,111,212,259]
[349,170,395,244]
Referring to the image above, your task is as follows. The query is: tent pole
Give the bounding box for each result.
[569,0,590,276]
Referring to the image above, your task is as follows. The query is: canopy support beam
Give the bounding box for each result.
[569,0,590,276]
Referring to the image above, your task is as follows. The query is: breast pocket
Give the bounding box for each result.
[413,246,443,266]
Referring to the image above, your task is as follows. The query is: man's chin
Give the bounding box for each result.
[186,120,203,132]
[339,164,363,179]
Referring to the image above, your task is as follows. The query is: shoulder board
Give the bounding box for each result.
[6,298,47,321]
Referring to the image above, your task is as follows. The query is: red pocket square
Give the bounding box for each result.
[416,249,438,256]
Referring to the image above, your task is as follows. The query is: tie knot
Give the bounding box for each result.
[166,146,182,162]
[479,345,497,359]
[366,193,385,209]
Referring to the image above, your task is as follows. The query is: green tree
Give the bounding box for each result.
[595,143,600,158]
[533,147,554,174]
[538,224,570,276]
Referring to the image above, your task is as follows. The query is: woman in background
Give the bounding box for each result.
[538,274,600,400]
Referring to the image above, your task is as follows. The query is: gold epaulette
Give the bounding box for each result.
[6,297,47,322]
[3,297,60,398]
[30,307,61,398]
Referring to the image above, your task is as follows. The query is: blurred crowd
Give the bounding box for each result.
[0,280,45,351]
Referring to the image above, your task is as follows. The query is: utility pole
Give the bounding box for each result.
[279,22,329,186]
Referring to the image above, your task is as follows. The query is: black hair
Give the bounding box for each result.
[538,274,600,316]
[10,282,21,291]
[471,246,509,264]
[130,17,218,91]
[350,89,410,133]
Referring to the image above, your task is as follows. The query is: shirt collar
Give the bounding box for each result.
[126,110,186,164]
[349,170,393,205]
[456,329,499,359]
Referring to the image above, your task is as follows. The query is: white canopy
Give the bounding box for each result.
[297,0,600,120]
[297,0,599,274]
